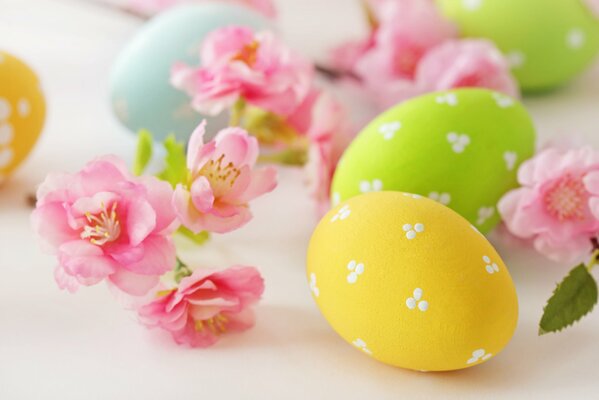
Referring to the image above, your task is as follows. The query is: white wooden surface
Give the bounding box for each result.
[1,0,599,398]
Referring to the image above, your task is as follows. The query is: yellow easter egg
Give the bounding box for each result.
[306,192,518,371]
[0,51,45,182]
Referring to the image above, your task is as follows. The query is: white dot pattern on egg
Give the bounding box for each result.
[359,179,383,193]
[447,132,471,153]
[506,51,526,68]
[467,349,492,364]
[403,223,424,240]
[483,255,500,274]
[331,205,351,222]
[378,121,401,140]
[428,191,451,205]
[346,260,365,284]
[567,28,586,50]
[406,288,429,312]
[477,207,495,226]
[462,0,483,11]
[436,93,458,106]
[353,338,372,355]
[309,273,320,297]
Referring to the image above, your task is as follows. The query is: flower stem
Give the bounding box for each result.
[258,147,308,166]
[174,257,192,284]
[229,99,246,127]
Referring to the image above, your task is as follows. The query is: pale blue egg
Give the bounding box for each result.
[110,3,271,141]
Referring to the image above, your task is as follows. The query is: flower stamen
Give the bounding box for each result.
[543,174,588,221]
[199,154,241,196]
[231,40,260,67]
[81,202,121,245]
[195,314,228,335]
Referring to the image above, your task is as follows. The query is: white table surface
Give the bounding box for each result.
[1,0,599,398]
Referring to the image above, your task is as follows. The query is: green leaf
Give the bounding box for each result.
[133,129,154,176]
[177,226,210,246]
[157,134,187,187]
[539,264,598,335]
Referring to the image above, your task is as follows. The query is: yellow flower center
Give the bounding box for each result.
[194,314,228,335]
[231,40,260,67]
[198,154,241,197]
[80,202,121,245]
[544,174,588,221]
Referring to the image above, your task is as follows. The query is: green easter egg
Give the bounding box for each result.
[330,89,536,233]
[436,0,599,91]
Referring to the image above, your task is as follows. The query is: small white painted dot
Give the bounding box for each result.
[462,0,482,11]
[482,255,491,263]
[406,298,417,309]
[0,123,13,145]
[473,349,485,358]
[17,98,30,117]
[418,301,429,311]
[413,288,423,301]
[506,51,525,68]
[0,98,11,120]
[567,28,585,49]
[0,147,13,168]
[406,230,416,240]
[414,223,424,233]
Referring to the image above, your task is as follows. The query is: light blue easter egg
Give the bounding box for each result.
[110,3,271,141]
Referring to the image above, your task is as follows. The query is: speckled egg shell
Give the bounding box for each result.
[330,88,536,233]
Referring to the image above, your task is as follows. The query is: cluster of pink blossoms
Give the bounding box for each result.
[32,122,276,348]
[171,25,353,213]
[331,0,518,109]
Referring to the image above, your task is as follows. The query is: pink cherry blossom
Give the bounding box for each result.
[172,26,313,116]
[127,0,277,18]
[416,39,519,98]
[138,266,264,347]
[354,0,457,82]
[299,91,355,215]
[31,156,179,295]
[498,146,599,264]
[173,120,277,234]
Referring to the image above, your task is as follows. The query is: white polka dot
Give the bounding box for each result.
[414,223,424,233]
[482,255,491,263]
[0,98,11,120]
[0,147,13,168]
[418,301,429,311]
[485,265,495,274]
[462,0,482,11]
[472,349,485,358]
[567,28,585,49]
[0,123,13,145]
[406,298,417,309]
[406,230,416,240]
[413,288,423,301]
[506,51,525,68]
[17,98,30,117]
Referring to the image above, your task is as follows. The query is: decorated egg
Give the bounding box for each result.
[330,88,535,234]
[0,51,45,183]
[110,3,270,141]
[436,0,599,91]
[307,191,518,371]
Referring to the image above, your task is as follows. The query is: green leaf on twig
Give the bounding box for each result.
[539,263,597,335]
[133,129,153,176]
[157,134,187,187]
